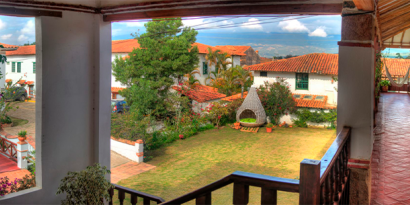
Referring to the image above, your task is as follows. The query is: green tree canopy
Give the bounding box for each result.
[112,18,199,117]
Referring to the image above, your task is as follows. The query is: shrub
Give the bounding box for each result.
[257,78,297,125]
[56,163,113,205]
[293,109,337,129]
[203,102,229,128]
[0,174,36,197]
[1,115,11,124]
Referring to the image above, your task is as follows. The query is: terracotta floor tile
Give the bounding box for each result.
[371,93,410,205]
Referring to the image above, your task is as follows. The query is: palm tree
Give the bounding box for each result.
[216,52,232,73]
[184,68,201,89]
[205,47,220,68]
[232,66,254,98]
[205,70,219,85]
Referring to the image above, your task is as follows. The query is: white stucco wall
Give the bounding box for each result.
[253,71,338,105]
[5,55,36,94]
[192,98,222,113]
[111,53,128,88]
[194,54,242,85]
[111,139,143,163]
[2,11,111,204]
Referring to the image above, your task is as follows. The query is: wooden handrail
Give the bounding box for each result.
[319,127,351,183]
[161,171,299,205]
[109,183,165,205]
[0,137,17,160]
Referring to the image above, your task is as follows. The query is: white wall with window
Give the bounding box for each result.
[195,54,241,85]
[6,55,36,95]
[253,71,338,105]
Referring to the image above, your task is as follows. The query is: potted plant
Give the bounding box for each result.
[56,163,114,204]
[380,80,391,92]
[18,130,27,142]
[234,121,241,129]
[266,123,273,133]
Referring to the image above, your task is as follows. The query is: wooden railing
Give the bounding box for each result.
[109,184,165,205]
[158,127,352,205]
[0,137,17,161]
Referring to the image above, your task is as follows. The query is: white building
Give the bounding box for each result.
[246,53,339,105]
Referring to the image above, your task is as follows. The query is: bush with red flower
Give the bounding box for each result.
[203,102,229,128]
[257,77,297,125]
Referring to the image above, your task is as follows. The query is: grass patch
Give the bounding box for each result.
[10,117,28,127]
[115,127,336,205]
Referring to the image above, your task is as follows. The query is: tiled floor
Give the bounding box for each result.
[0,154,19,173]
[371,93,410,205]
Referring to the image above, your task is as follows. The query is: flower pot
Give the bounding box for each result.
[234,122,241,129]
[1,123,13,129]
[266,127,272,133]
[382,86,388,92]
[18,136,26,142]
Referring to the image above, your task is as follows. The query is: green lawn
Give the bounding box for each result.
[116,127,335,205]
[10,117,28,127]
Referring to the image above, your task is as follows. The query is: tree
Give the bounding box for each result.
[216,52,232,73]
[112,18,199,117]
[232,65,254,98]
[184,68,201,89]
[396,53,403,59]
[205,47,220,68]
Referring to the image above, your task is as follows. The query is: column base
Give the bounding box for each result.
[349,167,371,205]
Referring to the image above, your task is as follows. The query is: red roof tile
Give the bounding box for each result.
[26,81,34,85]
[112,39,140,53]
[245,53,338,75]
[260,57,272,63]
[293,94,328,109]
[5,79,11,83]
[6,45,35,56]
[383,58,410,77]
[17,80,25,84]
[0,42,18,49]
[221,92,248,102]
[111,87,125,93]
[214,45,249,56]
[172,85,226,103]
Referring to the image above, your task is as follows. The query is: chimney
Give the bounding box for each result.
[256,50,259,54]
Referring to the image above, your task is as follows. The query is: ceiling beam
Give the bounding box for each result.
[353,0,374,11]
[103,3,342,22]
[0,6,62,18]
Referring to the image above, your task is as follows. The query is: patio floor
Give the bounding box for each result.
[371,93,410,204]
[0,154,19,173]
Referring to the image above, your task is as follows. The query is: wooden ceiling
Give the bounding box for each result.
[378,0,410,48]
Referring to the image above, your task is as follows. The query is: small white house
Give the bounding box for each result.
[246,53,339,105]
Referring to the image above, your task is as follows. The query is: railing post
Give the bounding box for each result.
[233,182,249,205]
[17,140,28,169]
[299,159,321,205]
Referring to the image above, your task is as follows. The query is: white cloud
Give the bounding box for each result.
[308,27,327,37]
[0,19,6,30]
[1,34,12,40]
[18,34,28,42]
[278,19,309,33]
[241,18,263,30]
[112,29,122,36]
[120,21,143,27]
[21,20,35,34]
[182,18,205,27]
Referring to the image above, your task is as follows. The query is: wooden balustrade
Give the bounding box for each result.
[109,184,165,205]
[0,137,17,161]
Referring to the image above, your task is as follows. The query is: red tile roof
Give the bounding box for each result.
[383,58,410,77]
[221,92,248,102]
[26,81,34,85]
[5,79,11,83]
[260,57,272,63]
[17,80,26,84]
[112,39,140,53]
[172,85,226,103]
[111,87,125,93]
[0,42,18,49]
[293,94,329,109]
[214,45,249,56]
[6,45,35,56]
[245,53,338,75]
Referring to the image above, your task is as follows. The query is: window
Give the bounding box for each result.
[12,62,15,72]
[33,62,36,73]
[203,62,208,74]
[296,73,309,90]
[17,62,21,73]
[260,71,267,77]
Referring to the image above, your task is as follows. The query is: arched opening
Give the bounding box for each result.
[239,109,256,120]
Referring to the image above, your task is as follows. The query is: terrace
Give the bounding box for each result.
[0,0,407,204]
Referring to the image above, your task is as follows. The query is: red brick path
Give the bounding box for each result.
[111,162,156,184]
[371,93,410,204]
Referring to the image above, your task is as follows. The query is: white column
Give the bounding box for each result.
[135,139,144,163]
[17,141,28,169]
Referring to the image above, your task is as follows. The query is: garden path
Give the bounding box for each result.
[110,151,156,183]
[4,102,35,138]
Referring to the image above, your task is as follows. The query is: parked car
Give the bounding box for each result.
[3,87,27,101]
[111,100,129,113]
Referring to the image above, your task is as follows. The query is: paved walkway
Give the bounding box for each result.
[4,102,35,138]
[0,154,19,173]
[371,93,410,204]
[110,151,156,183]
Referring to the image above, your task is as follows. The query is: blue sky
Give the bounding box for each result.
[0,15,408,57]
